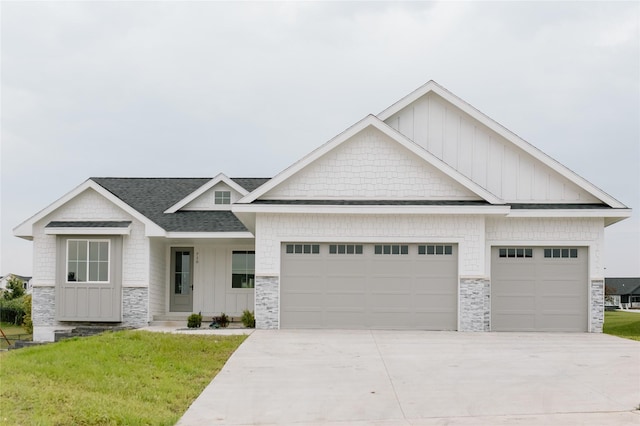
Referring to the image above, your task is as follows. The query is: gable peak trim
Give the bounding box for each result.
[164,173,249,213]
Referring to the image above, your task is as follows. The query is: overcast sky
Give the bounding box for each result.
[2,1,639,277]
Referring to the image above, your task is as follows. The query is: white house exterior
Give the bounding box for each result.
[14,81,630,341]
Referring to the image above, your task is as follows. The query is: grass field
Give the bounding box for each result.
[0,322,31,350]
[0,330,246,425]
[603,310,640,341]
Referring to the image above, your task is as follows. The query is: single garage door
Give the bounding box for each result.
[491,247,588,332]
[281,243,458,330]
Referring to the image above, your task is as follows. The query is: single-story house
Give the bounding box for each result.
[605,278,640,309]
[14,81,631,341]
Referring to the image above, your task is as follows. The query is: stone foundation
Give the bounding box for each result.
[459,278,490,331]
[122,287,149,327]
[590,280,604,333]
[255,276,279,329]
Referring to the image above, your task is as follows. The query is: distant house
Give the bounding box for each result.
[0,274,33,295]
[14,81,632,341]
[605,278,640,309]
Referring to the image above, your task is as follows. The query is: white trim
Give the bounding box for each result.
[13,180,165,238]
[164,173,248,213]
[507,209,631,219]
[164,232,255,239]
[233,203,510,215]
[238,115,504,205]
[377,81,627,209]
[65,239,111,284]
[45,226,131,236]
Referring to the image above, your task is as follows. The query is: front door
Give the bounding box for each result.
[170,247,193,312]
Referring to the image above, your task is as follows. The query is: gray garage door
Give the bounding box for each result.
[491,247,588,332]
[281,243,458,330]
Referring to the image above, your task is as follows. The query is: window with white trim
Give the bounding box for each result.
[329,244,363,255]
[499,248,533,258]
[67,240,110,282]
[214,191,231,205]
[544,248,578,258]
[374,244,409,255]
[418,245,453,255]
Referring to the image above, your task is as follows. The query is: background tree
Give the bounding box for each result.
[3,275,25,300]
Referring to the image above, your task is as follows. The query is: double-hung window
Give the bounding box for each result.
[67,240,110,283]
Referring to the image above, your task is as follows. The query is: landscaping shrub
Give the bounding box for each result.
[241,310,255,328]
[0,297,27,325]
[187,312,202,328]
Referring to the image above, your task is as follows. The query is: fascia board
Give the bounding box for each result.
[232,203,510,216]
[378,81,626,208]
[507,208,632,219]
[45,226,132,236]
[238,115,380,204]
[13,180,165,239]
[164,232,255,239]
[164,173,248,213]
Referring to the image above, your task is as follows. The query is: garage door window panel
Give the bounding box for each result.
[375,245,408,255]
[544,248,578,258]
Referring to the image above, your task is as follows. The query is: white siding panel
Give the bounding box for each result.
[533,164,549,200]
[427,95,445,159]
[413,98,429,148]
[148,238,166,317]
[518,157,534,200]
[472,129,489,187]
[398,105,414,140]
[458,117,474,178]
[502,147,518,200]
[486,138,503,197]
[443,110,459,166]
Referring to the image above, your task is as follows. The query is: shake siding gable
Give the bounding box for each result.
[262,126,480,201]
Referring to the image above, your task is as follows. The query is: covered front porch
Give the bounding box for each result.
[149,236,255,324]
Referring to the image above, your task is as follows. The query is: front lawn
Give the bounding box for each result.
[604,310,640,341]
[0,330,247,425]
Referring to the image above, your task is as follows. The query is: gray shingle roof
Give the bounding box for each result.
[605,278,640,295]
[91,178,269,232]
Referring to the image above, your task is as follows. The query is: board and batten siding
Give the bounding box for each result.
[192,244,255,316]
[148,238,166,317]
[384,92,600,203]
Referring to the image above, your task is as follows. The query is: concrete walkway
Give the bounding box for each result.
[176,330,640,425]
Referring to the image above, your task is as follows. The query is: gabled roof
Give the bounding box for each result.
[164,173,253,213]
[92,178,264,232]
[13,179,166,239]
[238,115,504,205]
[377,80,627,209]
[14,178,270,238]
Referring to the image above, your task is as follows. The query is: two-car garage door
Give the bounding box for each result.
[280,243,458,330]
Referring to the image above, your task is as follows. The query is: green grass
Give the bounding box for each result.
[0,330,247,425]
[0,322,31,350]
[604,311,640,341]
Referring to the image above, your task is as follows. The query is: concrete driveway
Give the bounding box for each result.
[178,330,640,425]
